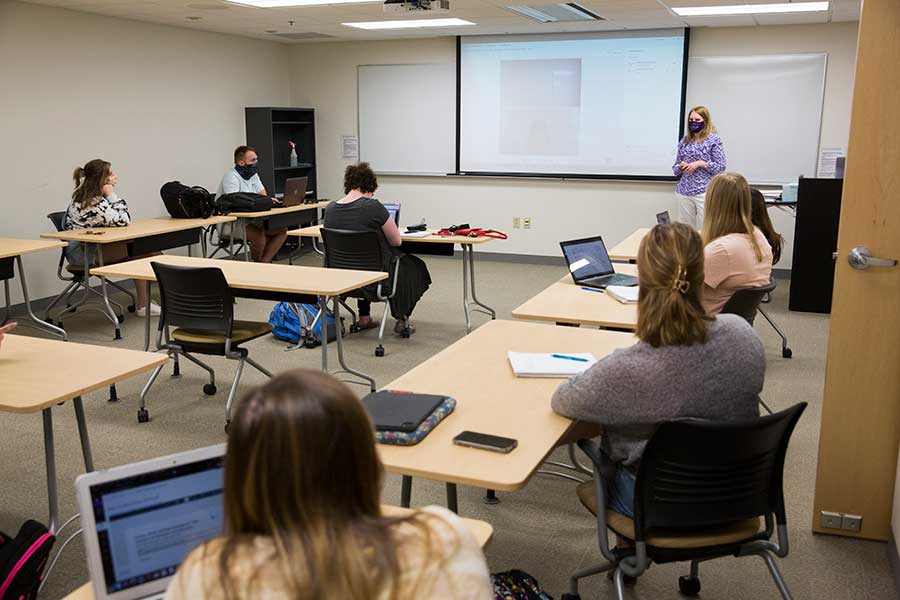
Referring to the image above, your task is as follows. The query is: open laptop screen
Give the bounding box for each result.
[88,457,224,595]
[383,203,400,226]
[561,237,614,281]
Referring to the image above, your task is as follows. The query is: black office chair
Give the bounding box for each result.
[138,262,273,429]
[562,403,806,600]
[43,212,137,331]
[722,277,792,358]
[320,228,402,357]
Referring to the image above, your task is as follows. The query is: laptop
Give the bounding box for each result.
[383,202,401,226]
[560,236,639,289]
[362,390,447,432]
[282,177,308,206]
[75,444,226,600]
[656,211,671,225]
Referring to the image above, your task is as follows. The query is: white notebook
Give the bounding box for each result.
[606,285,639,304]
[507,351,597,378]
[402,230,432,238]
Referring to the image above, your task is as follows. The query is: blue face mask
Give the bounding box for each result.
[688,120,705,133]
[235,163,258,180]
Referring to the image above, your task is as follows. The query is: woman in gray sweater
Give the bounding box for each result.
[551,223,764,518]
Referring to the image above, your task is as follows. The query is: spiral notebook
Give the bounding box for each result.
[507,351,597,378]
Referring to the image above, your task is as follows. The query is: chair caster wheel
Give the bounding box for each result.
[224,421,230,433]
[203,383,217,396]
[304,339,317,349]
[560,594,581,600]
[114,331,122,340]
[782,347,793,358]
[678,575,701,596]
[137,409,150,423]
[128,304,136,313]
[400,329,411,339]
[375,345,385,357]
[117,314,125,324]
[349,323,361,334]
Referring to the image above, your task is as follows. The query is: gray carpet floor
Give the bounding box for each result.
[1,251,896,599]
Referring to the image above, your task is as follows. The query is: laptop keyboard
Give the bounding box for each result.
[584,273,638,287]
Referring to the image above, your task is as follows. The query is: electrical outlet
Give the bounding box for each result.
[523,217,532,229]
[819,511,843,529]
[841,514,863,532]
[513,217,521,229]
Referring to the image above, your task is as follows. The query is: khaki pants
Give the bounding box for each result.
[676,192,705,230]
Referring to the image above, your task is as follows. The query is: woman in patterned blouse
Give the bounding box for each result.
[65,159,160,316]
[672,106,727,229]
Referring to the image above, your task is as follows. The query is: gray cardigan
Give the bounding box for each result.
[551,314,764,469]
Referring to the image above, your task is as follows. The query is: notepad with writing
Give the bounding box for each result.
[507,351,597,378]
[606,285,639,304]
[402,231,432,238]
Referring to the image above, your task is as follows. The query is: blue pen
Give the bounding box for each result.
[551,354,590,362]
[581,287,605,294]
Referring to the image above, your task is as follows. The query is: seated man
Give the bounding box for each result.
[217,146,287,263]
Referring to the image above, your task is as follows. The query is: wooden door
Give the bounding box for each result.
[812,0,900,540]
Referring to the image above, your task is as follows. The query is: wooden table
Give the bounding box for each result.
[92,255,388,409]
[41,216,237,339]
[223,201,329,261]
[0,238,67,339]
[378,319,636,512]
[608,228,649,262]
[62,505,492,600]
[0,335,166,533]
[511,264,639,330]
[290,225,500,333]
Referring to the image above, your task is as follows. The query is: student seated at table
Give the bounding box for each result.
[217,145,287,263]
[165,369,492,600]
[65,159,159,316]
[700,172,773,315]
[551,223,764,520]
[323,163,431,335]
[751,188,785,265]
[0,322,15,349]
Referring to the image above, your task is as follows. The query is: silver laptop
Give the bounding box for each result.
[383,202,401,226]
[282,176,308,206]
[75,444,226,600]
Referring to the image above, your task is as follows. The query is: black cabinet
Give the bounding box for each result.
[245,107,317,199]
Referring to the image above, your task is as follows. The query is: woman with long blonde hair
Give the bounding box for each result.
[672,105,727,228]
[552,223,764,518]
[165,369,492,600]
[701,172,773,315]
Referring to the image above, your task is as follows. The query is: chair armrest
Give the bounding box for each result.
[577,438,618,481]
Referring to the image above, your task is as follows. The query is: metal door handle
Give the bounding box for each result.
[848,246,898,270]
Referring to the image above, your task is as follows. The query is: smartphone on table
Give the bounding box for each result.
[453,431,518,453]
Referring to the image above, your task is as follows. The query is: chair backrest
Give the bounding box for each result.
[632,402,806,540]
[47,212,66,233]
[151,262,233,335]
[721,277,777,325]
[321,228,386,272]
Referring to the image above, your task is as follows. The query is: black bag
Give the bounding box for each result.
[216,192,273,214]
[0,520,55,600]
[160,181,215,219]
[491,570,554,600]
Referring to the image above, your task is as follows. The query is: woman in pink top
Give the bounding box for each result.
[701,173,773,314]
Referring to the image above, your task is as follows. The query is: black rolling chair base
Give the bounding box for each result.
[678,575,701,596]
[203,383,217,395]
[137,408,150,423]
[782,347,793,359]
[375,345,385,357]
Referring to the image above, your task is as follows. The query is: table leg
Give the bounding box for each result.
[462,244,471,333]
[144,281,152,352]
[200,227,209,258]
[228,222,235,259]
[460,245,496,334]
[90,243,122,340]
[241,221,251,262]
[466,245,496,321]
[332,297,376,392]
[401,475,412,508]
[15,256,67,340]
[482,489,499,505]
[2,279,11,325]
[73,397,95,472]
[42,408,58,534]
[319,295,328,373]
[446,483,459,514]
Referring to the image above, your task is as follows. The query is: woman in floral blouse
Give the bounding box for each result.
[672,106,727,229]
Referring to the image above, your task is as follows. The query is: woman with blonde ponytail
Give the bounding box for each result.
[701,172,773,315]
[552,223,764,519]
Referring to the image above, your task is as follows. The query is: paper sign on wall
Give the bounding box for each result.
[342,135,359,159]
[818,146,844,178]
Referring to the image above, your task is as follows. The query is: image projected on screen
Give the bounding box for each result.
[459,30,687,178]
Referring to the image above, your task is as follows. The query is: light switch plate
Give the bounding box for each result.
[820,511,843,529]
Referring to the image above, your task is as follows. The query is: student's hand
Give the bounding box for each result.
[101,183,115,197]
[0,322,17,348]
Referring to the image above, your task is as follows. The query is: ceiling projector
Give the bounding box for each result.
[383,0,450,13]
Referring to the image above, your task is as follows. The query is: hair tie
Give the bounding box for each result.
[671,266,690,294]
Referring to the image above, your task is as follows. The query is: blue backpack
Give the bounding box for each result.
[268,302,339,348]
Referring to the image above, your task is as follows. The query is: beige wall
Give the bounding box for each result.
[2,0,291,301]
[290,22,860,263]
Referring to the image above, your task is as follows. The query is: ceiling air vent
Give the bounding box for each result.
[270,32,335,40]
[507,3,605,22]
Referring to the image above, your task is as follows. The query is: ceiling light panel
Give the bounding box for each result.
[343,17,476,29]
[225,0,381,8]
[671,2,829,17]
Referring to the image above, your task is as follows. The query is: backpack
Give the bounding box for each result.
[0,520,55,600]
[491,570,554,600]
[160,181,215,219]
[216,192,273,214]
[268,302,340,348]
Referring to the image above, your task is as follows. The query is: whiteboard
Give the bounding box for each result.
[358,64,455,176]
[686,53,827,185]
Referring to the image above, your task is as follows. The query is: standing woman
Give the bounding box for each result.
[673,106,727,229]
